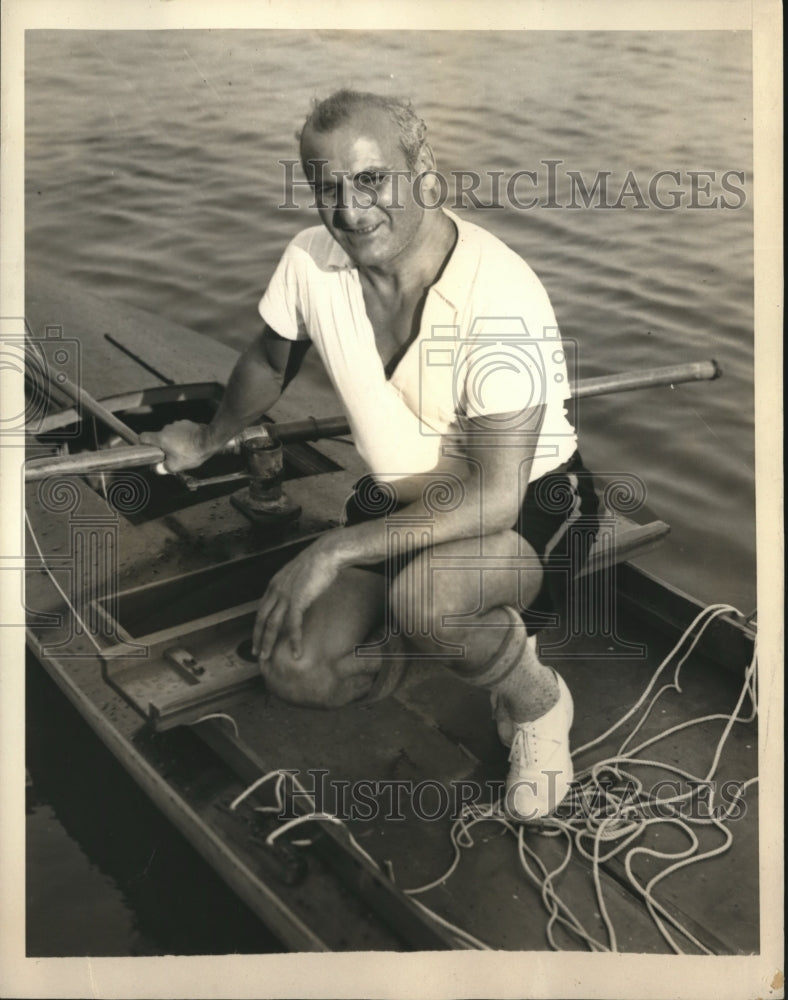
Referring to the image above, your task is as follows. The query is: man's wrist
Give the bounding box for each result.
[203,421,238,457]
[327,520,391,571]
[315,527,354,571]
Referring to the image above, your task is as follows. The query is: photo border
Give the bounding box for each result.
[1,2,782,998]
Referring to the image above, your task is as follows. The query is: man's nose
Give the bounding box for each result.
[333,178,375,228]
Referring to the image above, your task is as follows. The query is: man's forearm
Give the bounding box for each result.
[326,476,515,571]
[204,338,284,451]
[322,427,541,571]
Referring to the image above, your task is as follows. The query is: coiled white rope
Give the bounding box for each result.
[399,603,758,952]
[229,601,757,953]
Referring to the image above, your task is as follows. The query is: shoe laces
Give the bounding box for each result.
[508,725,538,768]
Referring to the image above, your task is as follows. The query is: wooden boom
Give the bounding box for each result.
[24,359,720,482]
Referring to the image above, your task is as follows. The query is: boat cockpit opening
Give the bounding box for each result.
[28,394,342,524]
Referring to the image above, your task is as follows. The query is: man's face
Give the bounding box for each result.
[300,109,427,270]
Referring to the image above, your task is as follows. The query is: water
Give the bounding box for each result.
[23,29,754,954]
[25,657,280,956]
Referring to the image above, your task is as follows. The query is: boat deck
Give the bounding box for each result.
[206,610,758,954]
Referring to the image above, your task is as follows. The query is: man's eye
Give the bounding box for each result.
[358,172,386,187]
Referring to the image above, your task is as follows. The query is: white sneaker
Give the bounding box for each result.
[503,673,574,822]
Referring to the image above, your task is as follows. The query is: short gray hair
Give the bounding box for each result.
[299,89,428,168]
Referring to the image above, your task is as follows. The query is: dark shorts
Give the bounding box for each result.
[343,450,600,635]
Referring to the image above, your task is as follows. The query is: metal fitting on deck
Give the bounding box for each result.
[230,428,301,526]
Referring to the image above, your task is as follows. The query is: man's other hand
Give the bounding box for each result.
[252,535,343,662]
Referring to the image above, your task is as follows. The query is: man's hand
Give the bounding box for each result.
[252,534,343,662]
[139,420,217,473]
[137,324,291,475]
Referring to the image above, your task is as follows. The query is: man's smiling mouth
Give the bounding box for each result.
[342,222,382,237]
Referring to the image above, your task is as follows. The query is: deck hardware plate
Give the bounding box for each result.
[102,608,262,730]
[164,646,205,682]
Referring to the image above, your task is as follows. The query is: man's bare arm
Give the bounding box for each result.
[333,404,547,566]
[140,323,304,472]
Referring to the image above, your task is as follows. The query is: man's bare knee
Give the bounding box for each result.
[261,641,326,706]
[388,563,462,655]
[261,640,373,709]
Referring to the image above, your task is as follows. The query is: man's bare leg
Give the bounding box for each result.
[261,531,557,718]
[259,532,571,818]
[387,529,573,821]
[260,565,451,707]
[387,530,560,721]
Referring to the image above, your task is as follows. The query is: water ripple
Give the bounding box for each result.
[24,29,755,609]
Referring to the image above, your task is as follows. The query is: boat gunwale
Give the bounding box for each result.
[24,627,335,953]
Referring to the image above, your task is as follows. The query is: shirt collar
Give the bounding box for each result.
[325,236,354,271]
[324,208,482,307]
[429,209,481,312]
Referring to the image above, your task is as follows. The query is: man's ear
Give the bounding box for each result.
[413,142,443,207]
[415,141,437,174]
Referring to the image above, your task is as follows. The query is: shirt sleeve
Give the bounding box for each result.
[459,293,567,421]
[257,240,310,341]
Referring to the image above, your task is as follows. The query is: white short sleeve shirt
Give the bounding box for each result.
[259,211,577,483]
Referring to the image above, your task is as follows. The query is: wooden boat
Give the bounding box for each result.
[22,272,758,954]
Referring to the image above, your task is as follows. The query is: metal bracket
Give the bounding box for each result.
[229,429,301,525]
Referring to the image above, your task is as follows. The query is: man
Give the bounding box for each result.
[142,90,598,821]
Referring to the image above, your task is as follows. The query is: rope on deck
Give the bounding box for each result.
[227,766,494,950]
[229,602,758,953]
[399,602,759,953]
